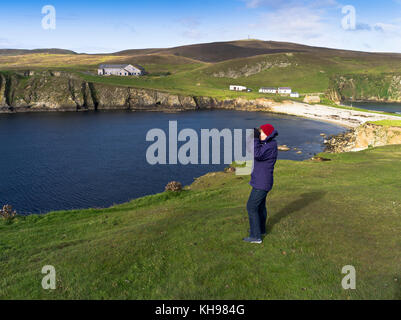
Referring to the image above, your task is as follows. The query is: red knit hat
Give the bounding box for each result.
[260,123,275,137]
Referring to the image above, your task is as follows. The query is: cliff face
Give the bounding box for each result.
[0,71,206,112]
[212,60,292,79]
[324,122,401,153]
[328,74,401,103]
[0,71,282,113]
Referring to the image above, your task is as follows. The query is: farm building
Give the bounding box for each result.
[98,64,145,76]
[278,87,292,94]
[290,92,300,98]
[229,85,247,92]
[259,87,277,94]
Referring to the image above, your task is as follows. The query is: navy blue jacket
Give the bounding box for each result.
[249,130,278,191]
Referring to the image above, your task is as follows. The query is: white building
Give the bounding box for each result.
[229,85,247,92]
[278,87,292,94]
[98,64,145,76]
[259,87,277,94]
[290,92,300,98]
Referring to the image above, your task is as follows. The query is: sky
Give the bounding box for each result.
[2,0,401,53]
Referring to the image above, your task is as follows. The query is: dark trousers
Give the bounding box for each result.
[246,188,269,239]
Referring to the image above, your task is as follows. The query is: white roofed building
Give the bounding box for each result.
[259,87,277,94]
[278,87,292,94]
[98,64,145,76]
[229,85,247,92]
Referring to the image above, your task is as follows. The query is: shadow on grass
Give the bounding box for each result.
[266,191,327,234]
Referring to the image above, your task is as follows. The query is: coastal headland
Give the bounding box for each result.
[1,40,401,299]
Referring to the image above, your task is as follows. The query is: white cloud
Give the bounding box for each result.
[242,0,339,9]
[373,22,401,33]
[257,6,328,40]
[178,17,201,29]
[0,37,26,49]
[177,16,205,40]
[243,0,275,8]
[239,0,401,53]
[113,22,136,33]
[182,30,205,39]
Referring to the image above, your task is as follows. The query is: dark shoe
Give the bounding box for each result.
[243,237,262,244]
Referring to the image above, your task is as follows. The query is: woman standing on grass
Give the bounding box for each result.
[243,123,278,244]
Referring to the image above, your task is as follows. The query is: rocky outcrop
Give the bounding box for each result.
[303,95,321,104]
[212,61,292,79]
[0,73,7,106]
[326,89,341,104]
[0,71,284,113]
[211,55,294,79]
[0,71,204,112]
[0,71,92,111]
[328,73,401,103]
[324,122,401,153]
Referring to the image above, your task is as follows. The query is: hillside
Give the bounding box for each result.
[112,39,401,63]
[0,49,77,56]
[2,40,401,102]
[328,73,401,102]
[76,50,401,100]
[114,40,301,63]
[1,145,401,299]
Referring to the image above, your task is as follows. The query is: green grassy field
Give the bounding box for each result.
[368,120,401,127]
[3,40,401,103]
[1,145,401,300]
[73,51,401,99]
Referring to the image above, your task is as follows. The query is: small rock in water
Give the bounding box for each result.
[278,145,290,151]
[296,151,302,154]
[320,133,326,137]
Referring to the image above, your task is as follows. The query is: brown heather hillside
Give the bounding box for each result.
[112,39,401,63]
[0,48,77,56]
[113,40,309,62]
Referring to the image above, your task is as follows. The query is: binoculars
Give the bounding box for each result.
[254,128,261,139]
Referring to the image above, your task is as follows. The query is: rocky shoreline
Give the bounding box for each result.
[2,70,401,154]
[323,122,401,153]
[1,71,399,122]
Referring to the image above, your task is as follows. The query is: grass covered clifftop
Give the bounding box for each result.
[3,40,401,102]
[329,73,401,102]
[1,145,401,300]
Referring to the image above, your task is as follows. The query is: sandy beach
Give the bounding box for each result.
[268,101,401,128]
